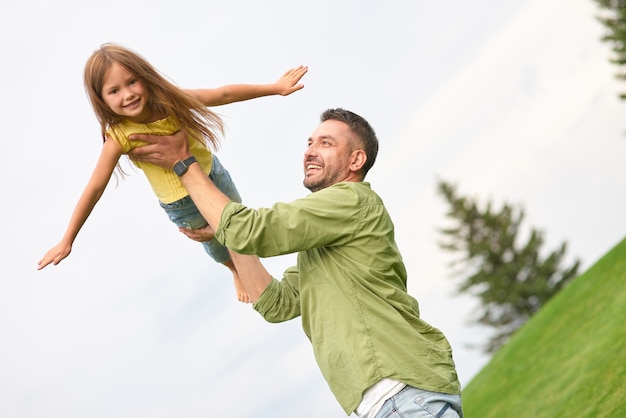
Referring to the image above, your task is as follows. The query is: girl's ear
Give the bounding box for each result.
[349,150,367,172]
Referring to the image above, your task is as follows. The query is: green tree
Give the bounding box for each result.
[437,179,580,353]
[594,0,626,98]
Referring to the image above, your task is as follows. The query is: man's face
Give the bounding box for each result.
[303,120,359,192]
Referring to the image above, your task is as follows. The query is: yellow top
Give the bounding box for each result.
[107,117,214,204]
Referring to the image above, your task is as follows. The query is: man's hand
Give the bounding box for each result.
[178,224,215,242]
[128,129,191,169]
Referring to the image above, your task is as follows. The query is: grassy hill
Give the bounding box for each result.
[461,237,626,417]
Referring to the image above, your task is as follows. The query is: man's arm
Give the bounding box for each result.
[178,164,273,302]
[128,130,226,228]
[181,161,230,229]
[127,130,271,302]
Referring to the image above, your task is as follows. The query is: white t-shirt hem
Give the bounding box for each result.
[355,378,406,418]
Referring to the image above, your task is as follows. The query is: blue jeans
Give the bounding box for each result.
[160,155,242,264]
[374,386,463,418]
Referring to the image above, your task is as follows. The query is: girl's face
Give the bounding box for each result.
[101,61,152,123]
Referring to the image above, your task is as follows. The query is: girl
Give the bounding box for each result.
[37,43,307,303]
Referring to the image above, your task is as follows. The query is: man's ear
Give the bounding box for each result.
[349,150,367,172]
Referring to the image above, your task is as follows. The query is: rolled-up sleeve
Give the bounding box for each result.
[214,186,362,257]
[253,266,301,322]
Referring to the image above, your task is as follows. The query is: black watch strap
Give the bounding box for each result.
[173,156,197,177]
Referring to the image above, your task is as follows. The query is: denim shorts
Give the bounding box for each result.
[374,386,463,418]
[160,155,242,264]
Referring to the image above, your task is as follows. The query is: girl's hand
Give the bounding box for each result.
[275,65,308,96]
[37,242,72,270]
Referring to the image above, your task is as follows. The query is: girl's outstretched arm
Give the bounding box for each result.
[37,139,123,270]
[184,65,308,107]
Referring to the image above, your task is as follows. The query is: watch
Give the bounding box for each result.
[173,156,197,177]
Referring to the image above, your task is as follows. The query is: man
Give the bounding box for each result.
[130,108,463,417]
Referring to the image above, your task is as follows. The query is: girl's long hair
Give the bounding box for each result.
[84,43,224,151]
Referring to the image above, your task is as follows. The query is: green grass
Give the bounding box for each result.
[461,237,626,417]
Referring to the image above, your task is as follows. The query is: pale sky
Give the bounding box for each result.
[2,1,625,417]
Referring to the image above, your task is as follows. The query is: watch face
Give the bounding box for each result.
[174,161,187,176]
[174,157,195,176]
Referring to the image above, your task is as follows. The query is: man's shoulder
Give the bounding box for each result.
[315,182,381,204]
[325,181,372,191]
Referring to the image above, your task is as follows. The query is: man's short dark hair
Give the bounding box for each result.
[320,108,379,177]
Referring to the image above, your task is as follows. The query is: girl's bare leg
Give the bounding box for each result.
[222,258,250,303]
[227,251,272,304]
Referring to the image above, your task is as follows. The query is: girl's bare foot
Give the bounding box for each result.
[223,259,250,303]
[234,276,250,304]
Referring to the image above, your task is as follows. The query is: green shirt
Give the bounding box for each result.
[215,182,461,414]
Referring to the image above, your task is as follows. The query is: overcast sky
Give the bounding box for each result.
[2,0,625,417]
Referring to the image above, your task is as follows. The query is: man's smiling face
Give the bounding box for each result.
[303,119,362,192]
